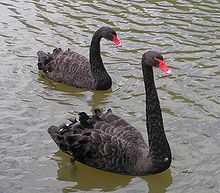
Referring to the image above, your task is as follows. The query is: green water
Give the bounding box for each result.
[0,0,219,192]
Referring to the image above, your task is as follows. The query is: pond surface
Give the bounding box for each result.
[0,0,220,193]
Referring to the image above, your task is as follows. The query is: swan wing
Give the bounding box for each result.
[48,109,146,174]
[95,109,146,146]
[37,48,96,89]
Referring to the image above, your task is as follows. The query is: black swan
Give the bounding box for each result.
[37,27,121,90]
[48,51,172,176]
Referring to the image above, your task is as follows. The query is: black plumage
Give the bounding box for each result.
[37,27,121,90]
[48,51,172,176]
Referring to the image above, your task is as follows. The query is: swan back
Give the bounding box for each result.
[48,109,150,175]
[37,48,96,89]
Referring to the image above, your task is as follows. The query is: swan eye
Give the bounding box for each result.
[154,57,162,63]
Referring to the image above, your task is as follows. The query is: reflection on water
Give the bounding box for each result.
[38,71,112,111]
[37,71,87,95]
[54,151,172,193]
[1,0,220,192]
[88,91,112,111]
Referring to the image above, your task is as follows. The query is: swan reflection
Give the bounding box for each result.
[53,151,172,193]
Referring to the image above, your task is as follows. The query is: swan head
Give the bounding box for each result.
[142,51,172,75]
[100,26,122,47]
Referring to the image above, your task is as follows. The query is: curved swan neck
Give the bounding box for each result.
[142,65,171,164]
[89,29,112,90]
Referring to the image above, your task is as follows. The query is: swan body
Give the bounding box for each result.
[48,51,172,176]
[37,27,121,90]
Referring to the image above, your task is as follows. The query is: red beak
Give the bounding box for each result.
[156,58,172,75]
[112,35,122,47]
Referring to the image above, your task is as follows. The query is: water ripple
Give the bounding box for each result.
[0,0,220,193]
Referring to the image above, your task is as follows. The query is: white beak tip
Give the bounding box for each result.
[166,69,172,75]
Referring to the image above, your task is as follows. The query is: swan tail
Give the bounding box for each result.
[37,48,62,72]
[47,125,64,148]
[37,51,52,72]
[47,123,76,153]
[47,109,106,153]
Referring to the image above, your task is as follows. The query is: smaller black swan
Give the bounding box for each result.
[48,51,172,176]
[37,27,121,90]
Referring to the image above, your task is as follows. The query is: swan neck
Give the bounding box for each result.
[89,30,111,90]
[142,65,171,164]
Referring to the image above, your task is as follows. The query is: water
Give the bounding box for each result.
[0,0,219,192]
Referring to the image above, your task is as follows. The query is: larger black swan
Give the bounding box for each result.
[37,27,121,90]
[48,51,172,176]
